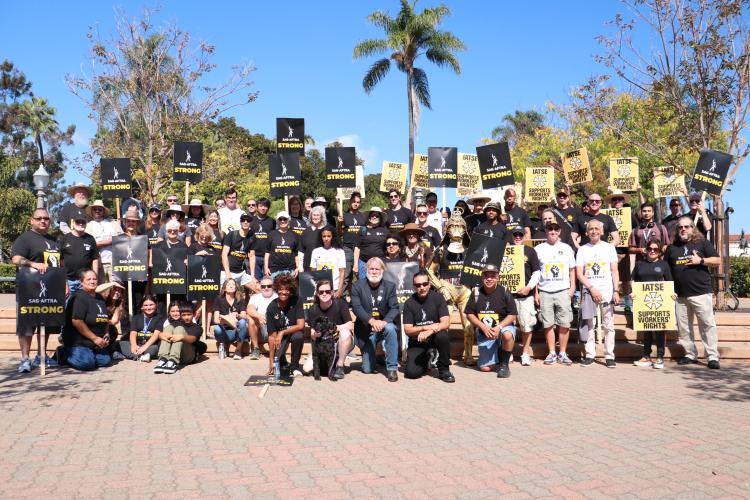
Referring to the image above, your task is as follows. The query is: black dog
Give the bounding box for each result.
[312,315,339,381]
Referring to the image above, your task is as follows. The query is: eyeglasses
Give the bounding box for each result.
[546,226,561,232]
[389,194,400,199]
[166,229,179,233]
[588,199,602,204]
[414,282,430,288]
[247,203,256,207]
[386,241,399,246]
[74,219,87,224]
[689,199,700,203]
[416,211,428,216]
[167,199,178,203]
[260,284,273,289]
[678,224,692,229]
[647,247,660,252]
[611,197,624,202]
[33,216,51,221]
[482,274,498,279]
[317,289,332,295]
[369,214,380,219]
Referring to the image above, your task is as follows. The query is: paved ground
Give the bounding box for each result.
[1,353,749,499]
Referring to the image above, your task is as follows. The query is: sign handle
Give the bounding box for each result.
[166,292,171,306]
[185,181,190,205]
[693,192,706,225]
[284,195,289,214]
[400,312,407,363]
[127,280,133,318]
[202,299,208,338]
[115,198,121,221]
[441,187,446,216]
[38,326,46,377]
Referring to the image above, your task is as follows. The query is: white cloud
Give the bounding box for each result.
[320,133,378,171]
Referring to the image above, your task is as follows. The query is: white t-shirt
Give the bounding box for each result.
[535,241,576,293]
[248,292,277,316]
[575,241,618,301]
[218,207,246,234]
[309,247,346,290]
[85,219,123,264]
[426,211,443,236]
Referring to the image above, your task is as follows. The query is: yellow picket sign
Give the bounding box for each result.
[457,152,482,197]
[632,281,677,331]
[524,166,555,202]
[410,153,429,189]
[609,157,639,192]
[601,207,632,248]
[653,166,685,198]
[561,147,592,184]
[379,161,408,194]
[497,245,525,293]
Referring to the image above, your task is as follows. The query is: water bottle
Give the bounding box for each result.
[273,358,281,380]
[218,343,226,360]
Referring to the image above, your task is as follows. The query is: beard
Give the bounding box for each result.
[367,273,383,284]
[679,232,690,242]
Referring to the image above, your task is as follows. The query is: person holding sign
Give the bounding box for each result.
[500,188,532,241]
[508,229,541,367]
[385,189,415,234]
[250,198,275,280]
[12,208,63,372]
[151,220,189,306]
[576,220,620,368]
[535,222,577,365]
[184,199,209,235]
[85,200,122,283]
[121,295,163,362]
[665,217,721,369]
[61,269,112,371]
[572,194,619,249]
[403,270,455,382]
[684,190,713,238]
[631,241,674,369]
[288,196,308,236]
[221,213,256,291]
[465,264,518,378]
[189,224,220,257]
[145,204,162,247]
[607,191,638,313]
[157,205,192,246]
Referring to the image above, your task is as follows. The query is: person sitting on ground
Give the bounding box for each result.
[305,279,354,380]
[402,270,455,382]
[266,274,305,377]
[153,301,202,374]
[212,278,249,360]
[121,295,163,362]
[101,281,126,353]
[309,226,346,298]
[246,276,277,360]
[62,269,113,371]
[465,264,518,378]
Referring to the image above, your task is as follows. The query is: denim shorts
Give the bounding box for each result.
[476,325,516,367]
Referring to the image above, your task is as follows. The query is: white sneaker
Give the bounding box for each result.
[139,353,151,362]
[521,353,532,366]
[18,358,32,373]
[292,369,303,378]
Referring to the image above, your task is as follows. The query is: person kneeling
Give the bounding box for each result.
[402,270,454,383]
[153,302,202,374]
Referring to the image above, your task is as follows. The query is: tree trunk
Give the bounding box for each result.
[36,133,45,167]
[406,71,417,206]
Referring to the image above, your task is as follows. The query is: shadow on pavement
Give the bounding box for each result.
[0,364,113,406]
[678,364,750,402]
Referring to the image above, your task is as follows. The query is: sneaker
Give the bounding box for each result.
[18,358,32,373]
[153,358,168,374]
[652,358,664,369]
[32,354,41,367]
[33,355,58,368]
[707,360,720,370]
[139,353,151,363]
[292,369,303,378]
[112,352,126,361]
[677,356,697,365]
[233,351,242,360]
[162,360,178,374]
[633,357,652,367]
[249,348,261,360]
[496,364,511,378]
[606,359,617,369]
[521,353,532,366]
[558,352,573,365]
[543,352,557,365]
[580,357,595,367]
[333,366,345,380]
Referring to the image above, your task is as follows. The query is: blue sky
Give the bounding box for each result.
[2,0,748,233]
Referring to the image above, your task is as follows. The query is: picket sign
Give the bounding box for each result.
[38,326,46,377]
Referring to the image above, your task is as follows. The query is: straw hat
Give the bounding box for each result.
[399,223,425,238]
[182,198,210,215]
[123,206,141,222]
[467,191,493,204]
[165,204,186,218]
[67,182,91,197]
[606,189,630,203]
[85,200,110,218]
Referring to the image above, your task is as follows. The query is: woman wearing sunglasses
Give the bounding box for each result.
[630,239,676,369]
[353,207,390,279]
[382,235,405,263]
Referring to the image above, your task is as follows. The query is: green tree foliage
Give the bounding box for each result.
[0,152,36,260]
[353,0,466,180]
[491,110,545,146]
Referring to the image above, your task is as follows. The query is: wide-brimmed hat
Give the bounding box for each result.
[182,198,210,215]
[95,281,125,294]
[67,182,91,197]
[607,189,630,203]
[467,191,493,204]
[312,196,328,208]
[165,204,186,218]
[367,207,384,216]
[399,223,425,238]
[85,200,110,218]
[124,206,141,222]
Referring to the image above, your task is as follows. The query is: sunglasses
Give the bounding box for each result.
[240,219,251,223]
[369,214,380,218]
[389,194,400,199]
[166,229,179,233]
[647,247,660,252]
[260,284,273,289]
[247,203,256,207]
[482,273,498,279]
[167,199,178,203]
[386,241,400,246]
[689,199,700,202]
[33,216,51,221]
[557,193,568,197]
[414,282,430,288]
[546,226,561,232]
[416,211,428,216]
[317,289,332,295]
[588,199,602,204]
[611,197,624,202]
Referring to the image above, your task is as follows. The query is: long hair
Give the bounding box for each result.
[288,196,303,218]
[671,216,705,245]
[318,226,342,249]
[219,277,244,303]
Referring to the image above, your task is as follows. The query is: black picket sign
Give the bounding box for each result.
[298,270,333,320]
[690,149,732,197]
[428,147,458,188]
[383,261,419,312]
[459,233,505,289]
[16,267,66,328]
[476,142,514,189]
[100,158,132,199]
[151,246,187,295]
[112,235,148,282]
[173,141,203,182]
[324,147,356,188]
[269,153,301,197]
[187,254,221,301]
[276,118,305,153]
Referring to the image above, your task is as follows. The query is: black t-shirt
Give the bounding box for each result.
[464,213,485,233]
[59,232,99,279]
[188,241,219,256]
[213,296,247,320]
[266,296,303,334]
[250,216,276,255]
[438,249,465,279]
[130,312,165,345]
[290,216,307,236]
[420,225,442,250]
[530,217,546,239]
[11,230,61,268]
[556,206,582,230]
[474,221,509,243]
[385,206,415,233]
[465,285,518,327]
[502,206,531,235]
[146,224,161,247]
[355,226,390,262]
[182,322,203,340]
[186,217,203,234]
[576,213,618,246]
[63,291,110,347]
[661,214,681,239]
[153,239,187,255]
[59,203,89,229]
[686,210,714,237]
[403,290,449,327]
[223,230,255,273]
[521,245,541,289]
[666,239,718,297]
[342,212,366,249]
[632,259,673,283]
[307,299,351,340]
[267,229,299,272]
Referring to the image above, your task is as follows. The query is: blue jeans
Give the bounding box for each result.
[358,259,368,280]
[213,319,249,344]
[66,345,112,371]
[255,255,265,279]
[66,280,81,305]
[343,247,355,292]
[357,322,398,372]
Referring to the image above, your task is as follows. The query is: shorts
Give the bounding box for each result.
[513,294,537,332]
[220,270,253,287]
[476,325,516,368]
[539,289,573,329]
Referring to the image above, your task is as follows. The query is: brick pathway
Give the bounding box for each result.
[1,354,749,498]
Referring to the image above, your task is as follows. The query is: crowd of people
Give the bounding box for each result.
[11,181,723,378]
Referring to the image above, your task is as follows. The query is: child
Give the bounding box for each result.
[153,301,202,374]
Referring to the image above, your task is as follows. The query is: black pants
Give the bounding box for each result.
[276,331,304,372]
[643,331,666,358]
[405,330,451,379]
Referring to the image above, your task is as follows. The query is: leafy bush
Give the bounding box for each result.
[0,263,16,293]
[730,257,750,298]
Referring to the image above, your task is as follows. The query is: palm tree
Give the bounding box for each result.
[19,96,58,166]
[491,110,544,145]
[353,0,465,183]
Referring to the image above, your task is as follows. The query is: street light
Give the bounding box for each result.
[32,164,50,209]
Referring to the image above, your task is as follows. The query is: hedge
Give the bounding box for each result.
[730,256,750,298]
[0,263,15,293]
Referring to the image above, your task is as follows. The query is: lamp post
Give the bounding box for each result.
[32,164,50,209]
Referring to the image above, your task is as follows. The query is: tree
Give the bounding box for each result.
[491,110,545,145]
[0,152,36,260]
[66,9,258,203]
[353,0,466,182]
[19,96,57,165]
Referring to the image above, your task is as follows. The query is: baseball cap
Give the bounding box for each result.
[276,211,290,220]
[481,264,499,274]
[511,228,525,236]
